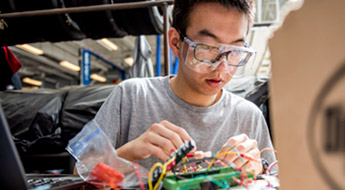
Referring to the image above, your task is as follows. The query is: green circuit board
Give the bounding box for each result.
[163,166,254,190]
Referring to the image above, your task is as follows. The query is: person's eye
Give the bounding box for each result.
[197,44,211,51]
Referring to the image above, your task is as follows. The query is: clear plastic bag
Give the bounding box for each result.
[66,119,148,189]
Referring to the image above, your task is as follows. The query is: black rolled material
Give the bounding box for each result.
[0,0,16,13]
[0,89,69,154]
[64,0,127,39]
[114,0,164,35]
[0,85,114,154]
[0,0,44,46]
[0,0,85,46]
[0,0,168,45]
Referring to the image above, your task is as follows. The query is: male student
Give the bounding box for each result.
[94,0,275,175]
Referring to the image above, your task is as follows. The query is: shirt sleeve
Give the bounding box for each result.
[94,85,123,148]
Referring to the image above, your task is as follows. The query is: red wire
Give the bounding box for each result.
[131,162,145,190]
[265,160,278,176]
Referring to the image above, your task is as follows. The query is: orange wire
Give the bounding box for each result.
[255,148,277,158]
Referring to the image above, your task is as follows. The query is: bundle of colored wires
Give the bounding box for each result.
[147,147,277,190]
[148,156,176,190]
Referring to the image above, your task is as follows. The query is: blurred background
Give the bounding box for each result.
[0,0,294,90]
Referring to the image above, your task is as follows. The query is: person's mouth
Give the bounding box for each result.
[205,78,223,87]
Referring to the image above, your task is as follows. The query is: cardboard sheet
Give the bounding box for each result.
[269,0,345,189]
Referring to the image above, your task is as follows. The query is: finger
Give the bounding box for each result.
[150,123,184,150]
[232,147,259,170]
[241,158,262,175]
[146,130,177,156]
[218,134,249,159]
[225,134,249,148]
[161,120,194,146]
[148,144,170,161]
[224,139,257,162]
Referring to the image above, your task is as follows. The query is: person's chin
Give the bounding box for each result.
[202,84,223,96]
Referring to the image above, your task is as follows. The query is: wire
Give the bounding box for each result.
[265,160,278,176]
[207,151,240,169]
[147,147,277,190]
[240,153,260,163]
[182,157,187,173]
[255,148,277,158]
[232,176,242,185]
[181,175,207,190]
[219,179,230,189]
[148,162,163,190]
[184,162,197,173]
[153,156,176,190]
[250,170,257,181]
[131,162,145,190]
[216,145,239,155]
[209,145,244,169]
[181,175,230,190]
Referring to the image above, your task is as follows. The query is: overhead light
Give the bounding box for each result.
[22,77,42,86]
[59,60,80,71]
[16,44,44,55]
[22,86,39,90]
[91,74,106,82]
[124,57,134,66]
[97,38,118,51]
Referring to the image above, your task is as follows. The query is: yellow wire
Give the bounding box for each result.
[198,165,203,170]
[207,152,237,169]
[182,157,187,173]
[152,156,176,190]
[148,162,163,190]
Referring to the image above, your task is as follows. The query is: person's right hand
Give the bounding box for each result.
[116,120,195,162]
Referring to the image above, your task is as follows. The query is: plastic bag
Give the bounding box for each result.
[66,119,148,189]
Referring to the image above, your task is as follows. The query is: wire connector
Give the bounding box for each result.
[170,140,196,165]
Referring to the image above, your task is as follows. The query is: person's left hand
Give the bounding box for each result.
[217,134,262,175]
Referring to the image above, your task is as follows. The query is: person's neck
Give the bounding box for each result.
[170,75,222,107]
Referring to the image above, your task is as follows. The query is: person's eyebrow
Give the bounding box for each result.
[198,29,218,39]
[198,29,245,44]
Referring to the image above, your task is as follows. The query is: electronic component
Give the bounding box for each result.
[170,140,196,165]
[149,140,196,190]
[163,166,254,190]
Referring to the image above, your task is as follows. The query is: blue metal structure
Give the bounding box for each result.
[81,49,91,85]
[156,35,179,76]
[156,35,161,76]
[172,56,179,75]
[169,48,179,75]
[80,48,126,85]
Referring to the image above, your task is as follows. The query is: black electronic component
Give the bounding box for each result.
[150,140,196,189]
[170,140,196,165]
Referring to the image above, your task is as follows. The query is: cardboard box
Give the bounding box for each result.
[269,0,345,189]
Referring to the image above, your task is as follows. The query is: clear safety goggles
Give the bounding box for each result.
[181,36,256,76]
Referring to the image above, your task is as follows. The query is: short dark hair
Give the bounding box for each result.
[172,0,256,36]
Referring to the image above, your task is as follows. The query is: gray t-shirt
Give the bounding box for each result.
[94,76,276,169]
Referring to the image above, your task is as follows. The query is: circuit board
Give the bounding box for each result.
[163,165,254,189]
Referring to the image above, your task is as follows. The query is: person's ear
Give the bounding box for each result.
[168,27,182,58]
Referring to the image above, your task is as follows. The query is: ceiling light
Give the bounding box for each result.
[22,77,42,86]
[16,44,44,55]
[97,38,118,51]
[91,74,106,82]
[124,57,134,66]
[59,60,80,71]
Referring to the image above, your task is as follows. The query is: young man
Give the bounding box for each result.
[94,0,275,175]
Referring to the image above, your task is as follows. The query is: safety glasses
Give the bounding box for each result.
[181,35,256,75]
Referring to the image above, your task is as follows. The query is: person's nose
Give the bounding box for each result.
[214,58,228,72]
